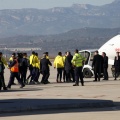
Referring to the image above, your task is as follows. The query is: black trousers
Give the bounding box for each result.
[7,72,24,88]
[66,70,71,82]
[115,66,120,80]
[63,69,67,82]
[21,69,27,83]
[33,68,40,82]
[94,67,101,81]
[70,68,75,82]
[74,67,84,85]
[0,72,6,89]
[27,67,33,82]
[41,70,49,83]
[57,68,63,81]
[66,69,74,82]
[18,67,23,80]
[31,67,36,82]
[103,67,108,80]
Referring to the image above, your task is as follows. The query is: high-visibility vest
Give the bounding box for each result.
[72,53,86,67]
[11,59,19,72]
[30,55,38,67]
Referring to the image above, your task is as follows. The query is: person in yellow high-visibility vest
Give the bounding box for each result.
[29,51,39,84]
[72,49,85,86]
[34,52,40,84]
[54,52,64,83]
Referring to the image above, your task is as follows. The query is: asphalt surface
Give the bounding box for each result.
[0,65,120,116]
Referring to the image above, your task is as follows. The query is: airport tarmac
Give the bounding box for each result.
[0,66,120,119]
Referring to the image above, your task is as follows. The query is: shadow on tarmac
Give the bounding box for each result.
[0,98,118,117]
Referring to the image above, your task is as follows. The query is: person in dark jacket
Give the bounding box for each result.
[21,53,28,84]
[40,53,52,84]
[64,51,74,82]
[102,52,109,80]
[114,52,120,80]
[45,52,51,83]
[92,51,104,82]
[17,53,23,79]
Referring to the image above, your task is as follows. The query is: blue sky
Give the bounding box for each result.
[0,0,115,9]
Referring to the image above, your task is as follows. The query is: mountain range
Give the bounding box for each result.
[0,27,120,55]
[0,0,120,37]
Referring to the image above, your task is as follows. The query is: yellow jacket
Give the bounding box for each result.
[35,56,40,69]
[30,54,39,67]
[54,55,64,68]
[9,57,13,62]
[1,57,8,66]
[46,55,49,59]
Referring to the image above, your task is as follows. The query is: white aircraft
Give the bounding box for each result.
[99,35,120,65]
[79,34,120,78]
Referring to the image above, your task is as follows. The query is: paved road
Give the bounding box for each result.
[0,65,120,119]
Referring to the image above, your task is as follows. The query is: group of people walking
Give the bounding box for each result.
[0,49,120,91]
[0,49,86,90]
[54,50,85,86]
[0,51,52,90]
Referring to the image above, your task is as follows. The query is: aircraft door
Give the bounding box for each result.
[79,51,90,65]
